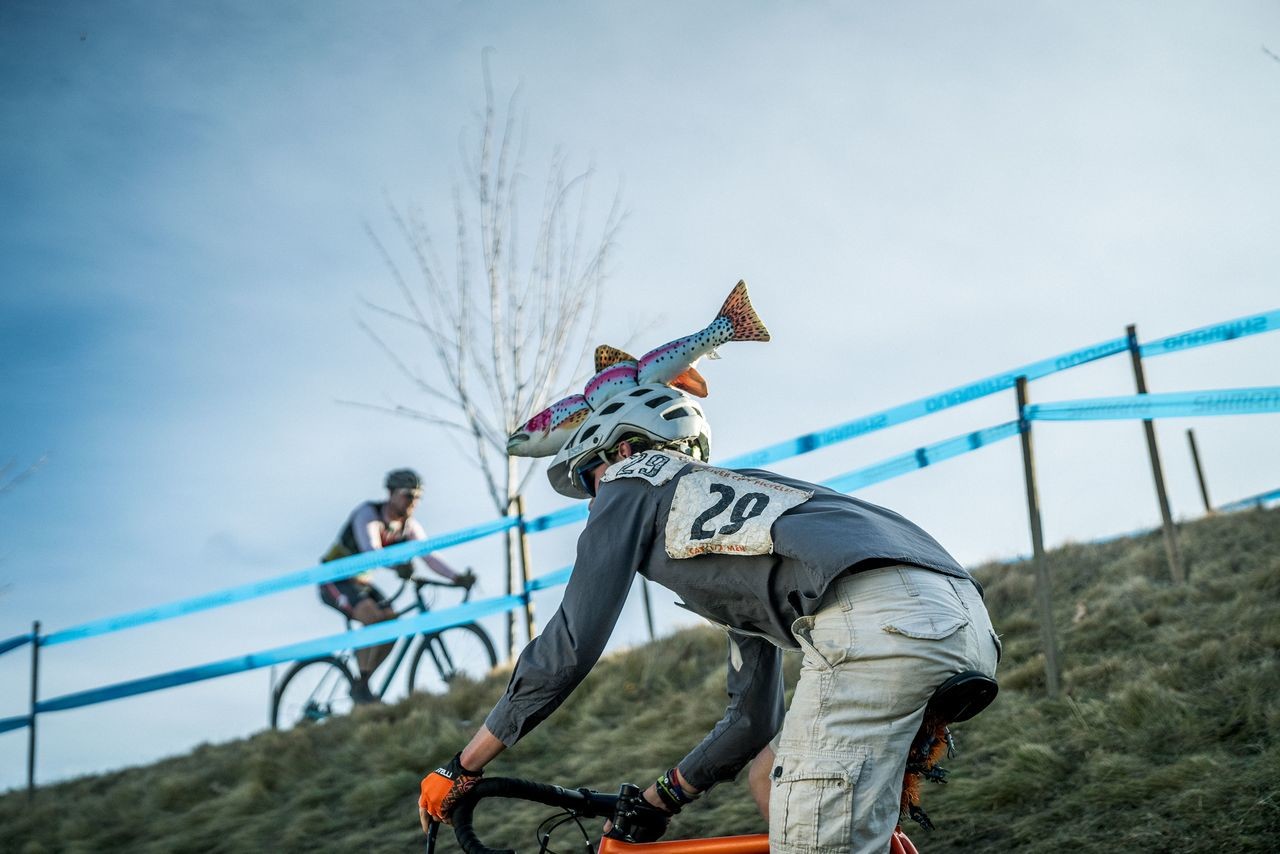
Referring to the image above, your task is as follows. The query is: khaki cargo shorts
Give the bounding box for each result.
[769,565,1000,854]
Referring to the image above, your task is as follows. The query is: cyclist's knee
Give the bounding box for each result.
[352,599,392,625]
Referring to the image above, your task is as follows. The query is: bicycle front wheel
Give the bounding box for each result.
[271,656,355,730]
[407,623,498,695]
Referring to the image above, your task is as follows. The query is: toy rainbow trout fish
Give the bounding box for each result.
[506,280,769,457]
[636,279,768,384]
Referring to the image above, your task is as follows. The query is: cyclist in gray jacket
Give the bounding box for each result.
[421,384,999,853]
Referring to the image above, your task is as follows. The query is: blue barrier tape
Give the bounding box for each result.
[0,715,31,734]
[524,504,589,534]
[42,516,519,647]
[37,593,527,714]
[0,633,34,657]
[820,421,1023,495]
[1217,487,1280,513]
[8,394,1268,724]
[526,566,573,591]
[1141,309,1280,358]
[1024,387,1280,422]
[23,306,1280,651]
[719,337,1128,470]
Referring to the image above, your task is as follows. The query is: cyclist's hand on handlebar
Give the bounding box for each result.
[627,803,671,843]
[604,794,671,843]
[394,562,414,580]
[419,753,483,828]
[454,568,477,590]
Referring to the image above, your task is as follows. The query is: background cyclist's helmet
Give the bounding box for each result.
[547,382,711,499]
[385,468,423,492]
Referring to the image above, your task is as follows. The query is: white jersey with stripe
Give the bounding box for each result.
[324,500,457,582]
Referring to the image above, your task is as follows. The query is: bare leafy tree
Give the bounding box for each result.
[351,61,623,656]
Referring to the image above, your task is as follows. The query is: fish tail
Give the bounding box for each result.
[594,344,635,373]
[717,280,770,342]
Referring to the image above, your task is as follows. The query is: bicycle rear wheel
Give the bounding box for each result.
[271,656,355,730]
[408,623,498,694]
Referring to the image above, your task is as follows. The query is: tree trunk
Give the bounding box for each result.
[503,455,519,661]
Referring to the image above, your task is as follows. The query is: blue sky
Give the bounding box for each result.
[2,1,1279,789]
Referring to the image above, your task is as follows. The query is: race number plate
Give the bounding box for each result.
[665,468,811,559]
[601,449,692,487]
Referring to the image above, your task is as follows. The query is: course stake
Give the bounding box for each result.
[27,620,40,800]
[1186,429,1213,515]
[1126,325,1186,583]
[516,495,537,643]
[1016,378,1062,697]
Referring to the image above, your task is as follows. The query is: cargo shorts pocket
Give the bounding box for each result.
[770,749,867,853]
[880,613,967,640]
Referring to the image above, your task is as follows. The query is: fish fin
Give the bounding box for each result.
[560,406,589,429]
[669,366,709,397]
[594,345,636,373]
[717,280,771,342]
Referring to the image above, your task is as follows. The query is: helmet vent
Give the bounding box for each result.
[580,425,600,441]
[599,402,625,415]
[644,394,675,409]
[662,406,694,421]
[628,388,651,397]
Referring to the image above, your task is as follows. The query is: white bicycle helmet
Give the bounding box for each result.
[547,383,712,498]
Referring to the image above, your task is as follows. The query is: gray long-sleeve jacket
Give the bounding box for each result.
[484,451,974,790]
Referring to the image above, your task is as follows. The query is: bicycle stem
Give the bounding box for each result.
[426,818,439,854]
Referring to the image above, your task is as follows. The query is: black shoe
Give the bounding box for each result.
[351,679,379,705]
[927,670,998,723]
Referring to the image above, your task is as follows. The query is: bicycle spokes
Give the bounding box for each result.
[430,637,458,680]
[273,658,355,729]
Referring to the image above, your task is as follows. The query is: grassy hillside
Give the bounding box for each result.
[3,507,1278,853]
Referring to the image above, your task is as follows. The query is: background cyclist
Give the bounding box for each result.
[319,467,474,704]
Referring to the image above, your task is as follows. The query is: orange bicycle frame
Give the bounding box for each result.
[598,827,919,853]
[598,834,768,854]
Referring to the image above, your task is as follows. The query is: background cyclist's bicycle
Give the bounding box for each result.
[270,575,497,729]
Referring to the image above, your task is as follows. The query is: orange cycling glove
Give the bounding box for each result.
[419,753,483,824]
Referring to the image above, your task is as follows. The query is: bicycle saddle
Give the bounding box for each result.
[925,669,998,723]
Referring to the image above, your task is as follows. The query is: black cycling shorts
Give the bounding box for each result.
[319,578,392,618]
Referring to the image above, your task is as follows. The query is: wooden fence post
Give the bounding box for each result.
[27,620,40,801]
[1126,324,1186,583]
[504,505,518,662]
[1186,429,1213,515]
[1016,377,1062,698]
[515,495,537,643]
